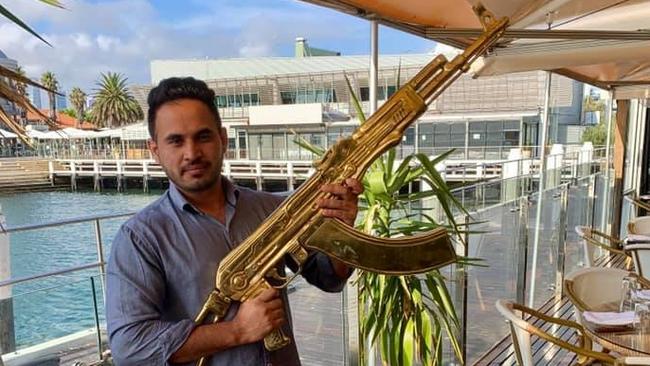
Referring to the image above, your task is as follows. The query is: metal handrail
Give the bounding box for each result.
[1,212,135,234]
[0,261,104,288]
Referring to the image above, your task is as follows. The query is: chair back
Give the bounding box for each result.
[495,299,617,366]
[575,226,597,267]
[628,216,650,236]
[564,267,629,324]
[625,244,650,278]
[496,300,535,366]
[574,225,628,267]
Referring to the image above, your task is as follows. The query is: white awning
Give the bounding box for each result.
[0,129,17,138]
[302,0,650,97]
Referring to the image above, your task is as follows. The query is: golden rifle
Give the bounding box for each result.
[194,6,508,365]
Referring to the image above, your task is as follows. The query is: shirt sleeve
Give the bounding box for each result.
[295,252,353,293]
[106,225,196,365]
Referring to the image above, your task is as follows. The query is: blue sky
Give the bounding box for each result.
[0,0,438,92]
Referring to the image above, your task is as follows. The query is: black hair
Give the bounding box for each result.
[147,77,221,138]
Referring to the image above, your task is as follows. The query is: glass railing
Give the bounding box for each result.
[30,144,606,162]
[0,148,615,365]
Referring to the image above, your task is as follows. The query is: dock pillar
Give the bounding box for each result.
[93,161,101,192]
[0,205,16,356]
[70,161,77,191]
[143,162,149,193]
[48,160,54,187]
[116,161,124,192]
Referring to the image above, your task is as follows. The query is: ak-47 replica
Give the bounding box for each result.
[195,6,508,365]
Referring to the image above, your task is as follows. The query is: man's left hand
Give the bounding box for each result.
[317,178,364,226]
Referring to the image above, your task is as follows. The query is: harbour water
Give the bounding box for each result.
[1,190,160,348]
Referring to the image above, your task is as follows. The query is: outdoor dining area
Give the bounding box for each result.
[491,199,650,366]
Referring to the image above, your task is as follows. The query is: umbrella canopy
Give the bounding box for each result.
[301,0,650,95]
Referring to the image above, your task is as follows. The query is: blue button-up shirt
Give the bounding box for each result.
[106,180,349,365]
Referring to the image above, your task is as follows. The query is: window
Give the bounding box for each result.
[360,85,397,101]
[215,93,259,108]
[281,89,337,104]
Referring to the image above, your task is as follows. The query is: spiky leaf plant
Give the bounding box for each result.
[296,70,468,365]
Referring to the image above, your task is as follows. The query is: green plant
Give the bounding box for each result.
[89,72,143,128]
[69,87,88,128]
[296,73,468,365]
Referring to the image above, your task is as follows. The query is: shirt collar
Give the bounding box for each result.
[168,177,240,215]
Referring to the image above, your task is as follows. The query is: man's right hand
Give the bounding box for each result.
[232,288,286,344]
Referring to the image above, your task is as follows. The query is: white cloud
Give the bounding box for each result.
[0,0,430,96]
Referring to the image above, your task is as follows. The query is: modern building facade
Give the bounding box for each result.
[130,44,586,162]
[0,49,18,117]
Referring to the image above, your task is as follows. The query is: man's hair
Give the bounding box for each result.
[147,77,221,138]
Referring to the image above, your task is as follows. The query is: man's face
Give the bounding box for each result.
[149,98,227,194]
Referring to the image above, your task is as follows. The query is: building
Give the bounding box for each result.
[29,85,42,109]
[55,92,67,110]
[0,49,19,117]
[130,41,586,162]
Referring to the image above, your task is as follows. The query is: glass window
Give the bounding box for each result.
[273,134,285,160]
[260,135,273,160]
[214,93,259,108]
[403,127,415,146]
[360,86,397,101]
[281,89,337,104]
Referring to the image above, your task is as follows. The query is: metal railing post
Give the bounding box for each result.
[94,219,106,300]
[554,185,569,301]
[90,277,104,362]
[460,214,470,364]
[516,196,530,305]
[587,175,597,230]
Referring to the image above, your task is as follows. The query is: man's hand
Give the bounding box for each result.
[317,178,363,278]
[232,288,285,344]
[317,178,364,226]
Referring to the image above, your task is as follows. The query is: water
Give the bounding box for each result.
[0,190,161,348]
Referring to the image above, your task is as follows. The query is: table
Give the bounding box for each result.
[584,321,650,356]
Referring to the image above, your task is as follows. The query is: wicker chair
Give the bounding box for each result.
[628,216,650,236]
[496,299,641,365]
[575,226,631,269]
[625,244,650,279]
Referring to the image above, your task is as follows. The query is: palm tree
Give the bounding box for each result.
[69,87,87,128]
[89,72,143,128]
[41,71,59,120]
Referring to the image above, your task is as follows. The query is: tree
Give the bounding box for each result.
[41,71,59,120]
[69,87,87,128]
[89,72,143,128]
[581,93,612,146]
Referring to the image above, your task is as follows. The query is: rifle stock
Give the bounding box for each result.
[194,7,508,365]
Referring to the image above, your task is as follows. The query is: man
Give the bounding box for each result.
[106,77,362,365]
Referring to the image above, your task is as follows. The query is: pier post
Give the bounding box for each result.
[48,160,54,187]
[116,161,124,192]
[93,161,101,192]
[70,161,78,191]
[0,205,16,356]
[142,162,149,193]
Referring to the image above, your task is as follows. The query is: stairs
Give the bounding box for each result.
[0,158,68,194]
